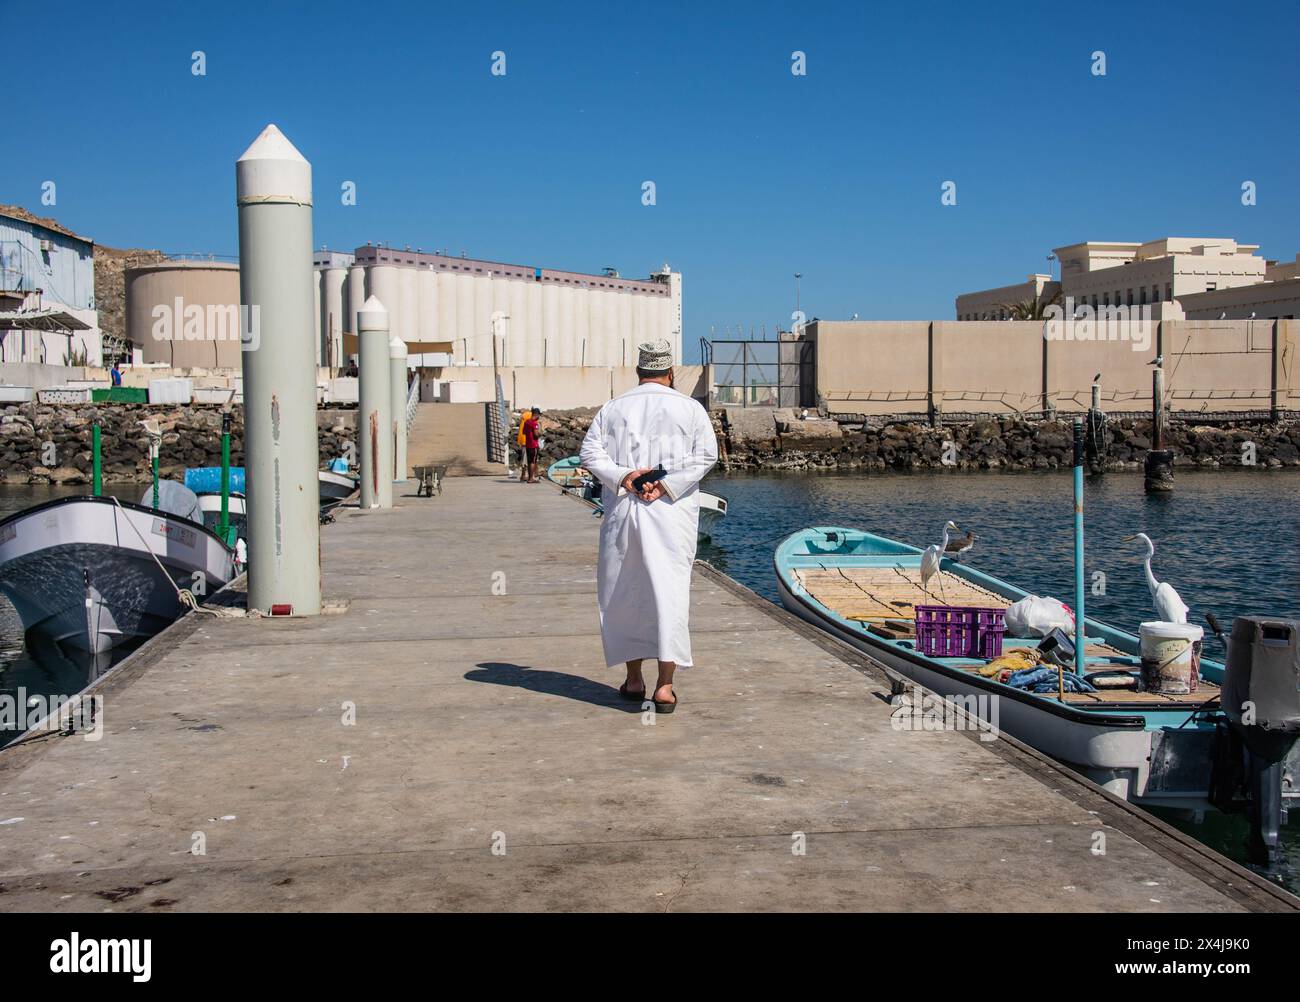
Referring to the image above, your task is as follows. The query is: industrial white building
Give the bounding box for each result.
[0,206,101,366]
[313,245,682,371]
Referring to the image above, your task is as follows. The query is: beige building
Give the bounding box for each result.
[957,237,1268,320]
[1181,276,1300,320]
[954,274,1058,321]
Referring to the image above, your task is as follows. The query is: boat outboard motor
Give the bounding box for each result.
[1221,616,1300,867]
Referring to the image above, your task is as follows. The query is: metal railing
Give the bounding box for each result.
[405,373,420,432]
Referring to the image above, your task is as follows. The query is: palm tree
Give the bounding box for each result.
[994,288,1063,320]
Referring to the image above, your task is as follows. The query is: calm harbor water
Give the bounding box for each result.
[3,471,1298,888]
[696,468,1300,890]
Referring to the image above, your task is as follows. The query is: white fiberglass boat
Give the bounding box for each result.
[0,493,237,654]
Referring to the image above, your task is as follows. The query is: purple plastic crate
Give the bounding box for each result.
[914,605,1006,659]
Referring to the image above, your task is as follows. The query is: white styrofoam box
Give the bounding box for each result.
[444,380,480,403]
[37,387,93,404]
[192,386,242,405]
[0,386,35,403]
[326,377,359,404]
[66,379,101,390]
[148,377,194,405]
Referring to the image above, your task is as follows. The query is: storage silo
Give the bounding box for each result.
[507,280,529,365]
[575,281,593,366]
[321,266,346,368]
[313,268,323,363]
[368,265,401,343]
[124,259,243,368]
[399,266,418,343]
[454,272,476,362]
[558,283,576,365]
[435,270,456,359]
[617,291,633,360]
[473,272,493,361]
[418,265,438,344]
[347,265,366,344]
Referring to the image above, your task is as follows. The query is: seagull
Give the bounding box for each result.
[944,529,977,563]
[1218,312,1227,320]
[1148,354,1164,367]
[921,521,961,600]
[1122,532,1188,624]
[1093,372,1102,384]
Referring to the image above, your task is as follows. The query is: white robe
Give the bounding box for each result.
[579,382,719,668]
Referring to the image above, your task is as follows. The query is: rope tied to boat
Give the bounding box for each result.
[108,496,222,618]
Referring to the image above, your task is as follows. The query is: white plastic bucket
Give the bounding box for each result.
[1140,621,1204,695]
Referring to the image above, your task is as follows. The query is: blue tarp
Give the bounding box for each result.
[185,467,246,494]
[1006,665,1098,694]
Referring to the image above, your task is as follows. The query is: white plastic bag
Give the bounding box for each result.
[1005,596,1074,637]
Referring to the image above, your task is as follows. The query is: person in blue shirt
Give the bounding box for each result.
[110,363,123,387]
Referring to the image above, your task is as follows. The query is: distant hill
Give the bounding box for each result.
[94,245,167,356]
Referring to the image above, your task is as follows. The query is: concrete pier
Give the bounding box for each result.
[0,478,1293,912]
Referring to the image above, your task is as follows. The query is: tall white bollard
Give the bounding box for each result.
[236,123,321,616]
[390,335,409,484]
[358,296,393,509]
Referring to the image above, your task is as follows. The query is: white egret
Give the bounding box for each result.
[921,521,961,600]
[1123,532,1188,624]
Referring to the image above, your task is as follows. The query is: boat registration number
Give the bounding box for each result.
[151,519,196,548]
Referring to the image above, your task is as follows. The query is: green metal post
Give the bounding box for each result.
[219,411,232,541]
[92,421,102,497]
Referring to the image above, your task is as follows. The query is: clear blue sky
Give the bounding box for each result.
[4,0,1297,361]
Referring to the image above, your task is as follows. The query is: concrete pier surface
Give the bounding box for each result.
[0,478,1295,912]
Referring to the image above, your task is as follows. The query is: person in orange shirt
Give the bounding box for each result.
[515,407,533,482]
[523,408,543,483]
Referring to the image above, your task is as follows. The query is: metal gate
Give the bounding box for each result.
[707,338,814,408]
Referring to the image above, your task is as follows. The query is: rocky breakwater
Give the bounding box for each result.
[503,405,1300,474]
[718,407,1300,472]
[1,404,360,486]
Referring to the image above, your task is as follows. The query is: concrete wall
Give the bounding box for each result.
[807,319,1300,416]
[1160,320,1276,411]
[1045,330,1153,411]
[812,322,930,415]
[428,364,706,411]
[0,362,89,392]
[934,321,1042,415]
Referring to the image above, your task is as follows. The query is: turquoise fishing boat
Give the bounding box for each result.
[546,455,727,537]
[774,525,1298,829]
